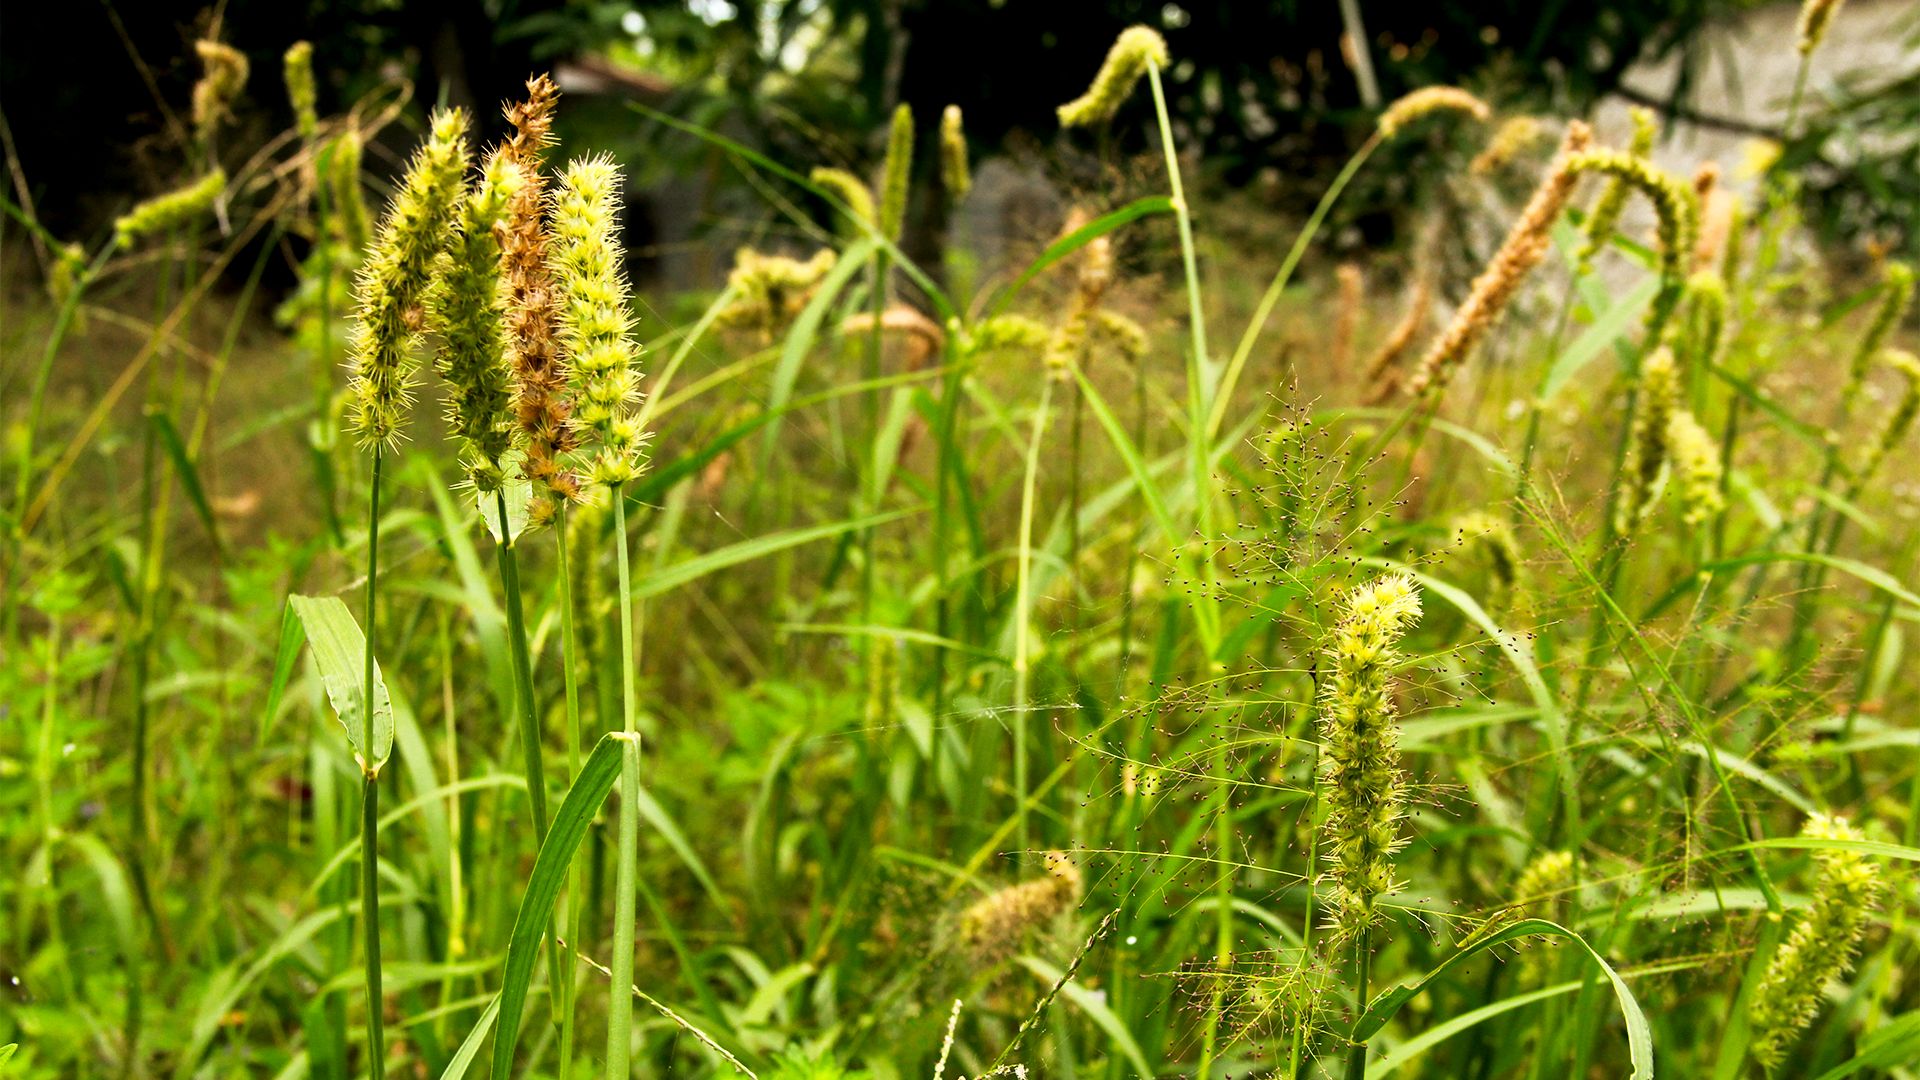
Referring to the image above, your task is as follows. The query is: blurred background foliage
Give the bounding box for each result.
[4,0,1917,266]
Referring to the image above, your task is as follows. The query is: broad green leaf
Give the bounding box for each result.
[149,409,221,549]
[1540,276,1660,401]
[439,996,501,1080]
[1354,919,1652,1080]
[287,594,393,772]
[490,732,628,1076]
[478,473,531,546]
[630,507,918,599]
[1811,1012,1920,1080]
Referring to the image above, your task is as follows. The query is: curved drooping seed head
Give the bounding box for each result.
[1749,812,1883,1071]
[1319,572,1423,943]
[1470,115,1549,175]
[940,105,970,202]
[1056,25,1170,129]
[810,166,877,236]
[1577,106,1658,269]
[346,107,471,451]
[429,153,526,492]
[284,41,317,143]
[1565,148,1700,286]
[1377,86,1490,139]
[192,39,250,146]
[878,103,914,243]
[551,155,649,488]
[114,169,228,248]
[1847,260,1915,392]
[1408,120,1593,398]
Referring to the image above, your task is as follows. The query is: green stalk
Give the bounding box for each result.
[1345,928,1373,1080]
[496,488,550,837]
[361,445,387,1080]
[605,488,643,1077]
[555,501,586,1077]
[1012,377,1055,854]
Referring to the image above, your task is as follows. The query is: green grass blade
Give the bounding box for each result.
[288,594,393,772]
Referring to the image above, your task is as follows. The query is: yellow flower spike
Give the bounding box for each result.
[1377,86,1490,139]
[1057,25,1169,129]
[551,155,649,488]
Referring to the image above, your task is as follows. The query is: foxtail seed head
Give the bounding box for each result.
[1057,26,1169,129]
[1470,115,1548,175]
[1796,0,1847,56]
[552,155,648,488]
[284,42,317,143]
[1677,270,1728,369]
[810,166,877,235]
[958,852,1082,964]
[1319,573,1422,942]
[1577,107,1657,269]
[326,130,371,248]
[345,107,470,450]
[1666,409,1725,526]
[499,75,579,521]
[1845,261,1915,399]
[1409,121,1592,398]
[1748,813,1883,1071]
[192,39,249,147]
[878,103,914,243]
[1565,148,1699,286]
[940,105,971,202]
[967,314,1052,356]
[717,247,838,336]
[1377,86,1490,139]
[1616,346,1680,534]
[114,169,228,248]
[429,153,525,491]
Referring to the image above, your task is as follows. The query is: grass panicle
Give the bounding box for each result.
[1055,25,1169,128]
[1577,106,1657,268]
[113,170,229,248]
[429,153,525,491]
[552,155,649,488]
[1376,85,1490,138]
[191,38,249,146]
[284,41,317,142]
[940,104,971,202]
[1564,147,1700,286]
[878,103,914,243]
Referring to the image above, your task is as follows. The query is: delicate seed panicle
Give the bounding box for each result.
[551,155,649,488]
[1408,120,1592,398]
[1319,573,1422,942]
[1056,26,1169,129]
[1377,86,1490,139]
[114,169,228,248]
[346,108,470,450]
[1748,813,1883,1071]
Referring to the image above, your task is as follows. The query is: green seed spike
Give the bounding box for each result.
[113,170,228,248]
[1577,106,1657,269]
[879,103,914,243]
[346,107,471,450]
[429,153,525,491]
[940,104,970,203]
[283,41,317,143]
[1377,86,1491,139]
[1566,145,1698,286]
[551,155,649,488]
[1616,346,1680,534]
[1056,25,1169,129]
[810,166,877,235]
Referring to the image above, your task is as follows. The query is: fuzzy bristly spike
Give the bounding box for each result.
[878,103,914,243]
[940,104,971,202]
[499,74,580,521]
[1470,115,1548,175]
[284,41,317,143]
[114,169,228,248]
[1377,86,1490,139]
[1748,813,1883,1070]
[1840,261,1914,412]
[1615,346,1680,534]
[345,107,470,450]
[1057,25,1169,129]
[1666,409,1725,526]
[1797,0,1847,56]
[810,166,878,235]
[1408,120,1593,398]
[192,39,250,146]
[430,153,525,491]
[1564,148,1699,286]
[551,155,648,488]
[1576,106,1657,269]
[1319,573,1423,942]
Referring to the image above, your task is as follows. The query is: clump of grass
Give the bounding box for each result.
[1747,813,1884,1071]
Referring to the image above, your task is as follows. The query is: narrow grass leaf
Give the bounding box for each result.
[287,594,393,771]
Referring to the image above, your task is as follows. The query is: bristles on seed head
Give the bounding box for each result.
[940,105,971,202]
[551,154,649,488]
[1057,26,1169,129]
[1377,86,1490,139]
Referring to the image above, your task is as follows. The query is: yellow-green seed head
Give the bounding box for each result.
[940,104,971,203]
[1666,409,1725,526]
[1577,106,1658,268]
[967,314,1052,356]
[879,103,914,243]
[284,41,317,142]
[1677,270,1728,367]
[1616,346,1680,534]
[429,153,525,491]
[717,247,838,334]
[326,129,372,249]
[1749,813,1883,1071]
[552,154,649,487]
[1377,86,1491,139]
[1092,309,1149,364]
[114,169,228,248]
[1057,26,1169,129]
[192,39,250,147]
[1844,261,1914,402]
[810,166,876,235]
[346,107,471,450]
[1470,115,1548,175]
[1319,573,1422,942]
[1797,0,1847,56]
[1567,146,1698,285]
